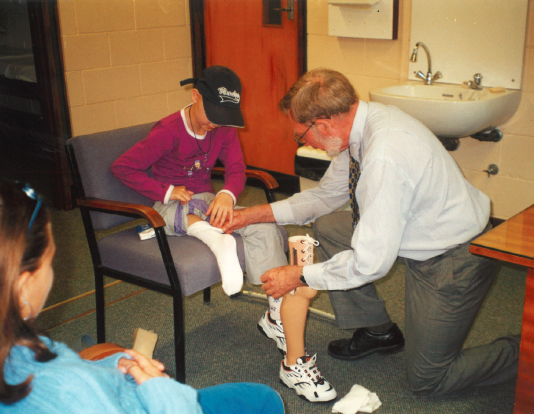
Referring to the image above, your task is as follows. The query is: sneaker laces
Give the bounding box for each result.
[300,355,325,385]
[299,234,319,265]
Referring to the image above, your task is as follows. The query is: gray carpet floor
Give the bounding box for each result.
[38,184,526,414]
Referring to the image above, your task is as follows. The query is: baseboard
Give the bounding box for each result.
[490,217,504,227]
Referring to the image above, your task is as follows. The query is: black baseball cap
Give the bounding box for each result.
[180,66,244,128]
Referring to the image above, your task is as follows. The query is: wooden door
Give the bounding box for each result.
[204,0,304,175]
[28,1,72,210]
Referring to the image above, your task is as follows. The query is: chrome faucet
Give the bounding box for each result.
[465,73,483,90]
[410,42,442,85]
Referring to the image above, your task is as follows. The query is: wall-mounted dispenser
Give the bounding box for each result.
[328,0,399,40]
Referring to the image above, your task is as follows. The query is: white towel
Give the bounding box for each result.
[332,384,382,414]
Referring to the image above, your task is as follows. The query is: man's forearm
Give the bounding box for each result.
[223,203,276,233]
[245,204,276,224]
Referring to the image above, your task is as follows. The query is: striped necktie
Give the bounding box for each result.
[348,149,361,228]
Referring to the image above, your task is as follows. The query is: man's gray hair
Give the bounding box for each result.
[278,68,358,124]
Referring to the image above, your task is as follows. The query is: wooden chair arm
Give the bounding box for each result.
[212,167,279,190]
[77,197,166,228]
[79,343,126,361]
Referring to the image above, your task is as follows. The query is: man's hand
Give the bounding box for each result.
[117,349,169,385]
[221,209,248,234]
[221,204,276,234]
[207,192,234,228]
[261,265,305,299]
[170,186,194,205]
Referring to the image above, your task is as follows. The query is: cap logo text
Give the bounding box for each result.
[218,87,240,104]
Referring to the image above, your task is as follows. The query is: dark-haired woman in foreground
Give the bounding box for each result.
[0,181,284,413]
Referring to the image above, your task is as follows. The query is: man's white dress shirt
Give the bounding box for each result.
[271,101,490,291]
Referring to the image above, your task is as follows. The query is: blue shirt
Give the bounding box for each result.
[2,337,202,414]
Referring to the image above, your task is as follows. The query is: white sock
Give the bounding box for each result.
[268,295,283,320]
[187,220,243,296]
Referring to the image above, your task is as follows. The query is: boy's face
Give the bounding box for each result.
[191,89,219,134]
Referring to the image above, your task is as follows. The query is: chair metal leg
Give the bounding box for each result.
[95,268,106,344]
[264,187,276,204]
[203,287,211,304]
[173,294,186,383]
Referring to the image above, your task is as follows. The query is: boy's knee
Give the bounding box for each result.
[246,222,282,239]
[265,223,284,239]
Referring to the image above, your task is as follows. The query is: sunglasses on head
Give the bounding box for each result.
[20,183,43,235]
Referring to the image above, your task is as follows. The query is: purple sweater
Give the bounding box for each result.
[111,109,246,203]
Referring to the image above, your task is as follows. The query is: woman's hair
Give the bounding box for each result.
[278,68,358,124]
[0,181,55,403]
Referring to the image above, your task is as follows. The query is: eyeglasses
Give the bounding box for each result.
[294,121,316,145]
[21,184,42,234]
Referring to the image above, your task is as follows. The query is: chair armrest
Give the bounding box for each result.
[79,343,126,361]
[212,167,279,203]
[77,197,166,228]
[244,170,279,190]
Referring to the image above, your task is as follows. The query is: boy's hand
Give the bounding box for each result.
[207,192,234,228]
[170,186,194,205]
[117,349,169,385]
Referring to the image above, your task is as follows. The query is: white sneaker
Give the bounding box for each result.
[257,311,286,355]
[279,354,337,402]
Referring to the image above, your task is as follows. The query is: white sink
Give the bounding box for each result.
[369,82,521,138]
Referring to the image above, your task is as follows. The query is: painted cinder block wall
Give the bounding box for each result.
[58,0,534,220]
[307,0,534,220]
[57,0,193,137]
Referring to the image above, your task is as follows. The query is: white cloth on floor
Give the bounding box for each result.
[332,384,381,414]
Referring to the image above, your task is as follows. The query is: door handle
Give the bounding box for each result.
[273,0,294,20]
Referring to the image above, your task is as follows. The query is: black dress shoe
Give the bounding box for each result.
[328,323,405,361]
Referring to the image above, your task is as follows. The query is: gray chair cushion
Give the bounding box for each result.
[98,227,246,296]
